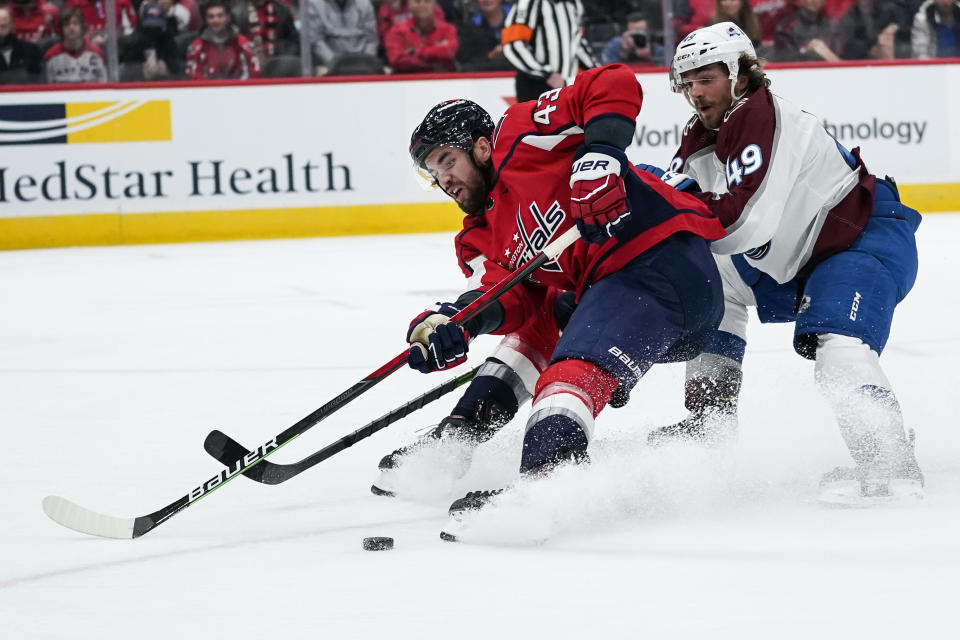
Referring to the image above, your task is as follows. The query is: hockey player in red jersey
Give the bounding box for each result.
[643,23,923,505]
[371,181,575,499]
[399,64,727,528]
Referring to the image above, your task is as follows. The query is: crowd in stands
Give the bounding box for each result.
[0,0,957,84]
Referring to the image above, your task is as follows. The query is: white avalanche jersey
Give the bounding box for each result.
[671,87,875,283]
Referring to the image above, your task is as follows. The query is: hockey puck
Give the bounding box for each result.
[362,536,394,551]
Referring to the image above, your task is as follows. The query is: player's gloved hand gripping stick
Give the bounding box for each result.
[570,144,632,243]
[42,226,581,539]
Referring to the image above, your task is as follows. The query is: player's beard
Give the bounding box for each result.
[694,101,722,130]
[454,156,496,216]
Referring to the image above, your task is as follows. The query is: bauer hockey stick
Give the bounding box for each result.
[203,365,479,485]
[42,225,581,539]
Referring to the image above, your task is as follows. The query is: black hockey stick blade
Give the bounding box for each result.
[42,227,579,538]
[204,365,480,485]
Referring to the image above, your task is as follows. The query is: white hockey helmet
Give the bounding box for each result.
[670,22,757,99]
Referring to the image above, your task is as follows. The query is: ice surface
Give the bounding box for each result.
[2,216,959,638]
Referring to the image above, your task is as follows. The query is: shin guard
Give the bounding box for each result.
[520,360,619,473]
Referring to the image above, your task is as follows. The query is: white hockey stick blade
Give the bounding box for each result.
[42,495,136,539]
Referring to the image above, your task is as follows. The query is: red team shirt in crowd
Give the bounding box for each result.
[456,64,725,335]
[185,34,262,80]
[8,1,59,41]
[384,17,458,73]
[63,0,138,36]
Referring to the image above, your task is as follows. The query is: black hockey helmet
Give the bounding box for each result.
[409,99,495,169]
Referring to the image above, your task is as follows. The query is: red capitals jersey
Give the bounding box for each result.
[185,33,262,80]
[455,212,563,370]
[468,63,725,335]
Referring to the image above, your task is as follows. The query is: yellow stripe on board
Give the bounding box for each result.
[2,183,958,251]
[65,101,172,144]
[0,202,463,250]
[897,183,960,214]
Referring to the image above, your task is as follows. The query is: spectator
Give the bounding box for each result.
[712,0,764,45]
[502,0,598,102]
[158,0,193,33]
[377,0,444,42]
[305,0,379,73]
[911,0,960,57]
[834,0,899,58]
[45,8,107,83]
[232,0,299,60]
[185,0,261,79]
[679,0,717,37]
[6,0,58,42]
[0,6,43,82]
[752,0,794,44]
[601,11,665,65]
[63,0,138,47]
[120,1,182,80]
[774,0,841,60]
[890,0,924,55]
[384,0,457,72]
[456,0,512,71]
[684,0,794,41]
[437,0,470,25]
[825,0,858,19]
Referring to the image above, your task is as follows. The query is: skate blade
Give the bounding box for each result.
[440,531,459,543]
[370,468,399,498]
[438,513,550,546]
[818,479,925,507]
[370,484,396,498]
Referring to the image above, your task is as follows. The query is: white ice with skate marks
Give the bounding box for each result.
[2,216,959,639]
[382,419,810,546]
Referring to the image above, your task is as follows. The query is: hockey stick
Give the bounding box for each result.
[204,365,479,485]
[42,225,581,539]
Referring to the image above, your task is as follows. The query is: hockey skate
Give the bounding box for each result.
[439,489,506,542]
[371,398,511,498]
[647,366,742,447]
[818,430,925,507]
[646,408,738,447]
[439,449,588,542]
[370,417,482,498]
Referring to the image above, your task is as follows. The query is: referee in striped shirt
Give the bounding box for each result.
[501,0,599,102]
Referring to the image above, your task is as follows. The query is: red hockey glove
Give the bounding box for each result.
[406,302,470,373]
[570,144,632,244]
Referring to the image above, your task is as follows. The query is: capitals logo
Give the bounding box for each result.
[508,200,566,273]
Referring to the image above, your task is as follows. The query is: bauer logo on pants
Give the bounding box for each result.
[0,100,172,146]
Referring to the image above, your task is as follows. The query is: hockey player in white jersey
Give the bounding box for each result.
[642,22,924,505]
